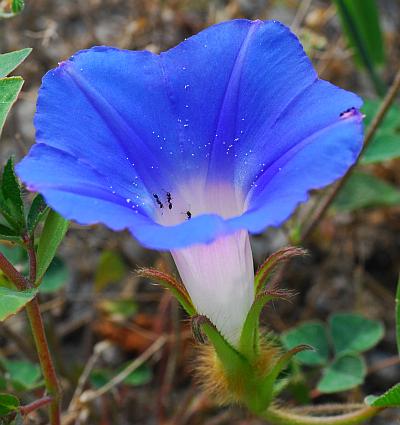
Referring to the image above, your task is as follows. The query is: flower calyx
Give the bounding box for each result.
[254,246,307,295]
[137,267,196,315]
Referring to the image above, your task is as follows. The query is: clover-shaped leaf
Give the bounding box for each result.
[329,313,384,355]
[281,322,330,366]
[317,354,366,394]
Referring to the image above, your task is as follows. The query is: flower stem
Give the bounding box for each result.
[0,244,61,424]
[262,404,382,425]
[25,298,61,424]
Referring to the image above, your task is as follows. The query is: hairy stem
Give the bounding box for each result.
[262,404,382,425]
[0,243,61,424]
[25,234,61,425]
[20,396,53,416]
[25,234,37,284]
[0,251,29,290]
[25,298,61,425]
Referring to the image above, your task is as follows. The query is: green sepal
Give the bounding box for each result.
[0,157,25,232]
[239,289,293,360]
[257,345,313,411]
[199,317,251,376]
[138,267,196,316]
[195,316,273,413]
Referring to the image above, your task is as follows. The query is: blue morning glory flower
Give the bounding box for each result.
[17,19,363,345]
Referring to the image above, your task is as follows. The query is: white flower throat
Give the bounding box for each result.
[151,181,247,226]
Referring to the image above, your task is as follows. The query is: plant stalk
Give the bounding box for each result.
[25,298,61,425]
[262,404,382,425]
[20,395,53,416]
[0,251,29,290]
[0,243,61,424]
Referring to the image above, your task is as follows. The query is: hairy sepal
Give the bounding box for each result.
[254,247,307,295]
[239,288,295,361]
[137,267,196,315]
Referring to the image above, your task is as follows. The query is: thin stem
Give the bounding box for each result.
[0,241,61,424]
[0,251,29,290]
[25,298,61,425]
[20,396,53,416]
[262,404,382,425]
[25,233,37,284]
[301,65,400,242]
[25,234,61,425]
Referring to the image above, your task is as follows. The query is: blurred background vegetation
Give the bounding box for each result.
[0,0,400,424]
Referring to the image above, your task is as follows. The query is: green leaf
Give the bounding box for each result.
[1,359,42,391]
[122,365,152,386]
[27,194,48,235]
[362,133,400,164]
[11,0,24,14]
[333,172,400,212]
[0,224,21,243]
[40,257,69,293]
[365,383,400,407]
[90,365,152,389]
[99,299,138,318]
[334,0,384,66]
[0,393,19,416]
[0,158,25,231]
[0,287,37,321]
[0,48,31,78]
[0,77,24,136]
[95,250,126,291]
[396,276,400,356]
[317,354,366,393]
[330,313,384,355]
[36,210,68,283]
[281,322,330,366]
[362,100,400,129]
[0,243,25,265]
[361,100,400,164]
[333,0,385,95]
